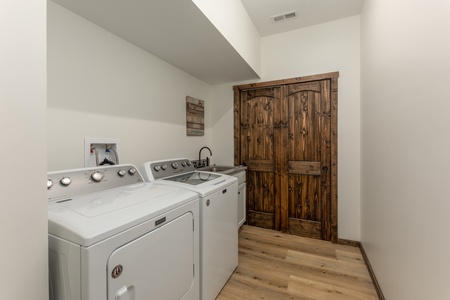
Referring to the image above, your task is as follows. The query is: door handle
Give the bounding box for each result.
[322,166,329,172]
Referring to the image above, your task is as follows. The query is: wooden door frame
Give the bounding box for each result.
[233,72,339,243]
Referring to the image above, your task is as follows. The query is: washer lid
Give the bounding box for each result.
[160,171,238,197]
[48,182,198,246]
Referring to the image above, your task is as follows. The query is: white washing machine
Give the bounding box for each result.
[141,158,238,300]
[47,164,200,300]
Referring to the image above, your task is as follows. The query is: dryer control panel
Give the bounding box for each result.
[47,164,144,202]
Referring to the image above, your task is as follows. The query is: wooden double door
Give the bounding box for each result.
[233,72,338,242]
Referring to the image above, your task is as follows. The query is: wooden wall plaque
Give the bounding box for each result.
[186,96,204,136]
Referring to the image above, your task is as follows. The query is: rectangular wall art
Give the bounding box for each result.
[186,96,204,136]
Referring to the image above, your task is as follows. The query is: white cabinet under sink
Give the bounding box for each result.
[238,180,246,227]
[232,169,246,227]
[200,165,247,227]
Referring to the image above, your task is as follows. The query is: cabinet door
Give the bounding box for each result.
[238,183,246,227]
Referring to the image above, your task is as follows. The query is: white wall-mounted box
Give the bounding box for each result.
[84,138,120,167]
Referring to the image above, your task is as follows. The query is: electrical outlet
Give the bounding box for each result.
[84,138,120,167]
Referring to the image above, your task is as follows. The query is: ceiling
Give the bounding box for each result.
[241,0,364,37]
[51,0,363,85]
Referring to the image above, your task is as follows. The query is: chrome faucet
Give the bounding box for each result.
[199,146,212,167]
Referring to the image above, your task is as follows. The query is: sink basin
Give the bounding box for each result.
[198,165,235,173]
[198,165,247,184]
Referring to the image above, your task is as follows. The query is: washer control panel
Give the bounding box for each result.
[47,164,144,202]
[144,158,195,180]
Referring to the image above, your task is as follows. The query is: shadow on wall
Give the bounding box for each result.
[47,1,211,125]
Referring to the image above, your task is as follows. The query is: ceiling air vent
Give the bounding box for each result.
[271,10,298,23]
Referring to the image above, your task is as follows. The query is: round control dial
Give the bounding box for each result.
[128,167,137,175]
[91,172,103,182]
[154,165,161,172]
[161,165,167,171]
[171,162,178,169]
[47,179,53,189]
[60,177,71,186]
[117,169,126,177]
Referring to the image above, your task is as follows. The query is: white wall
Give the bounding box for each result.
[210,83,236,166]
[361,1,450,299]
[192,0,261,76]
[0,1,48,299]
[48,2,213,171]
[212,16,361,240]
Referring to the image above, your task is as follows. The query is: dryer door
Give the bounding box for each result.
[107,212,195,300]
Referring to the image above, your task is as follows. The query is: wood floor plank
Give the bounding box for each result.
[241,225,360,253]
[217,226,379,300]
[335,249,366,265]
[220,272,302,300]
[239,226,337,260]
[239,233,289,259]
[286,250,372,280]
[288,275,379,300]
[239,247,377,297]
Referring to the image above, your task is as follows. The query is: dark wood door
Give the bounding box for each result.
[282,81,332,240]
[239,87,281,230]
[234,73,338,242]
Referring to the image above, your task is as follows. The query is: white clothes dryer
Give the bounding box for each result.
[141,158,238,300]
[47,164,200,300]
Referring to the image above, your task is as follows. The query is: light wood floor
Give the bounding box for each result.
[217,225,378,300]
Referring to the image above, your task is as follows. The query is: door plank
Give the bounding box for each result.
[233,87,240,165]
[236,71,339,90]
[330,77,339,243]
[288,218,322,239]
[247,160,275,172]
[239,90,249,165]
[288,174,321,220]
[319,80,332,240]
[247,210,274,229]
[247,172,275,213]
[288,161,321,175]
[279,85,289,231]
